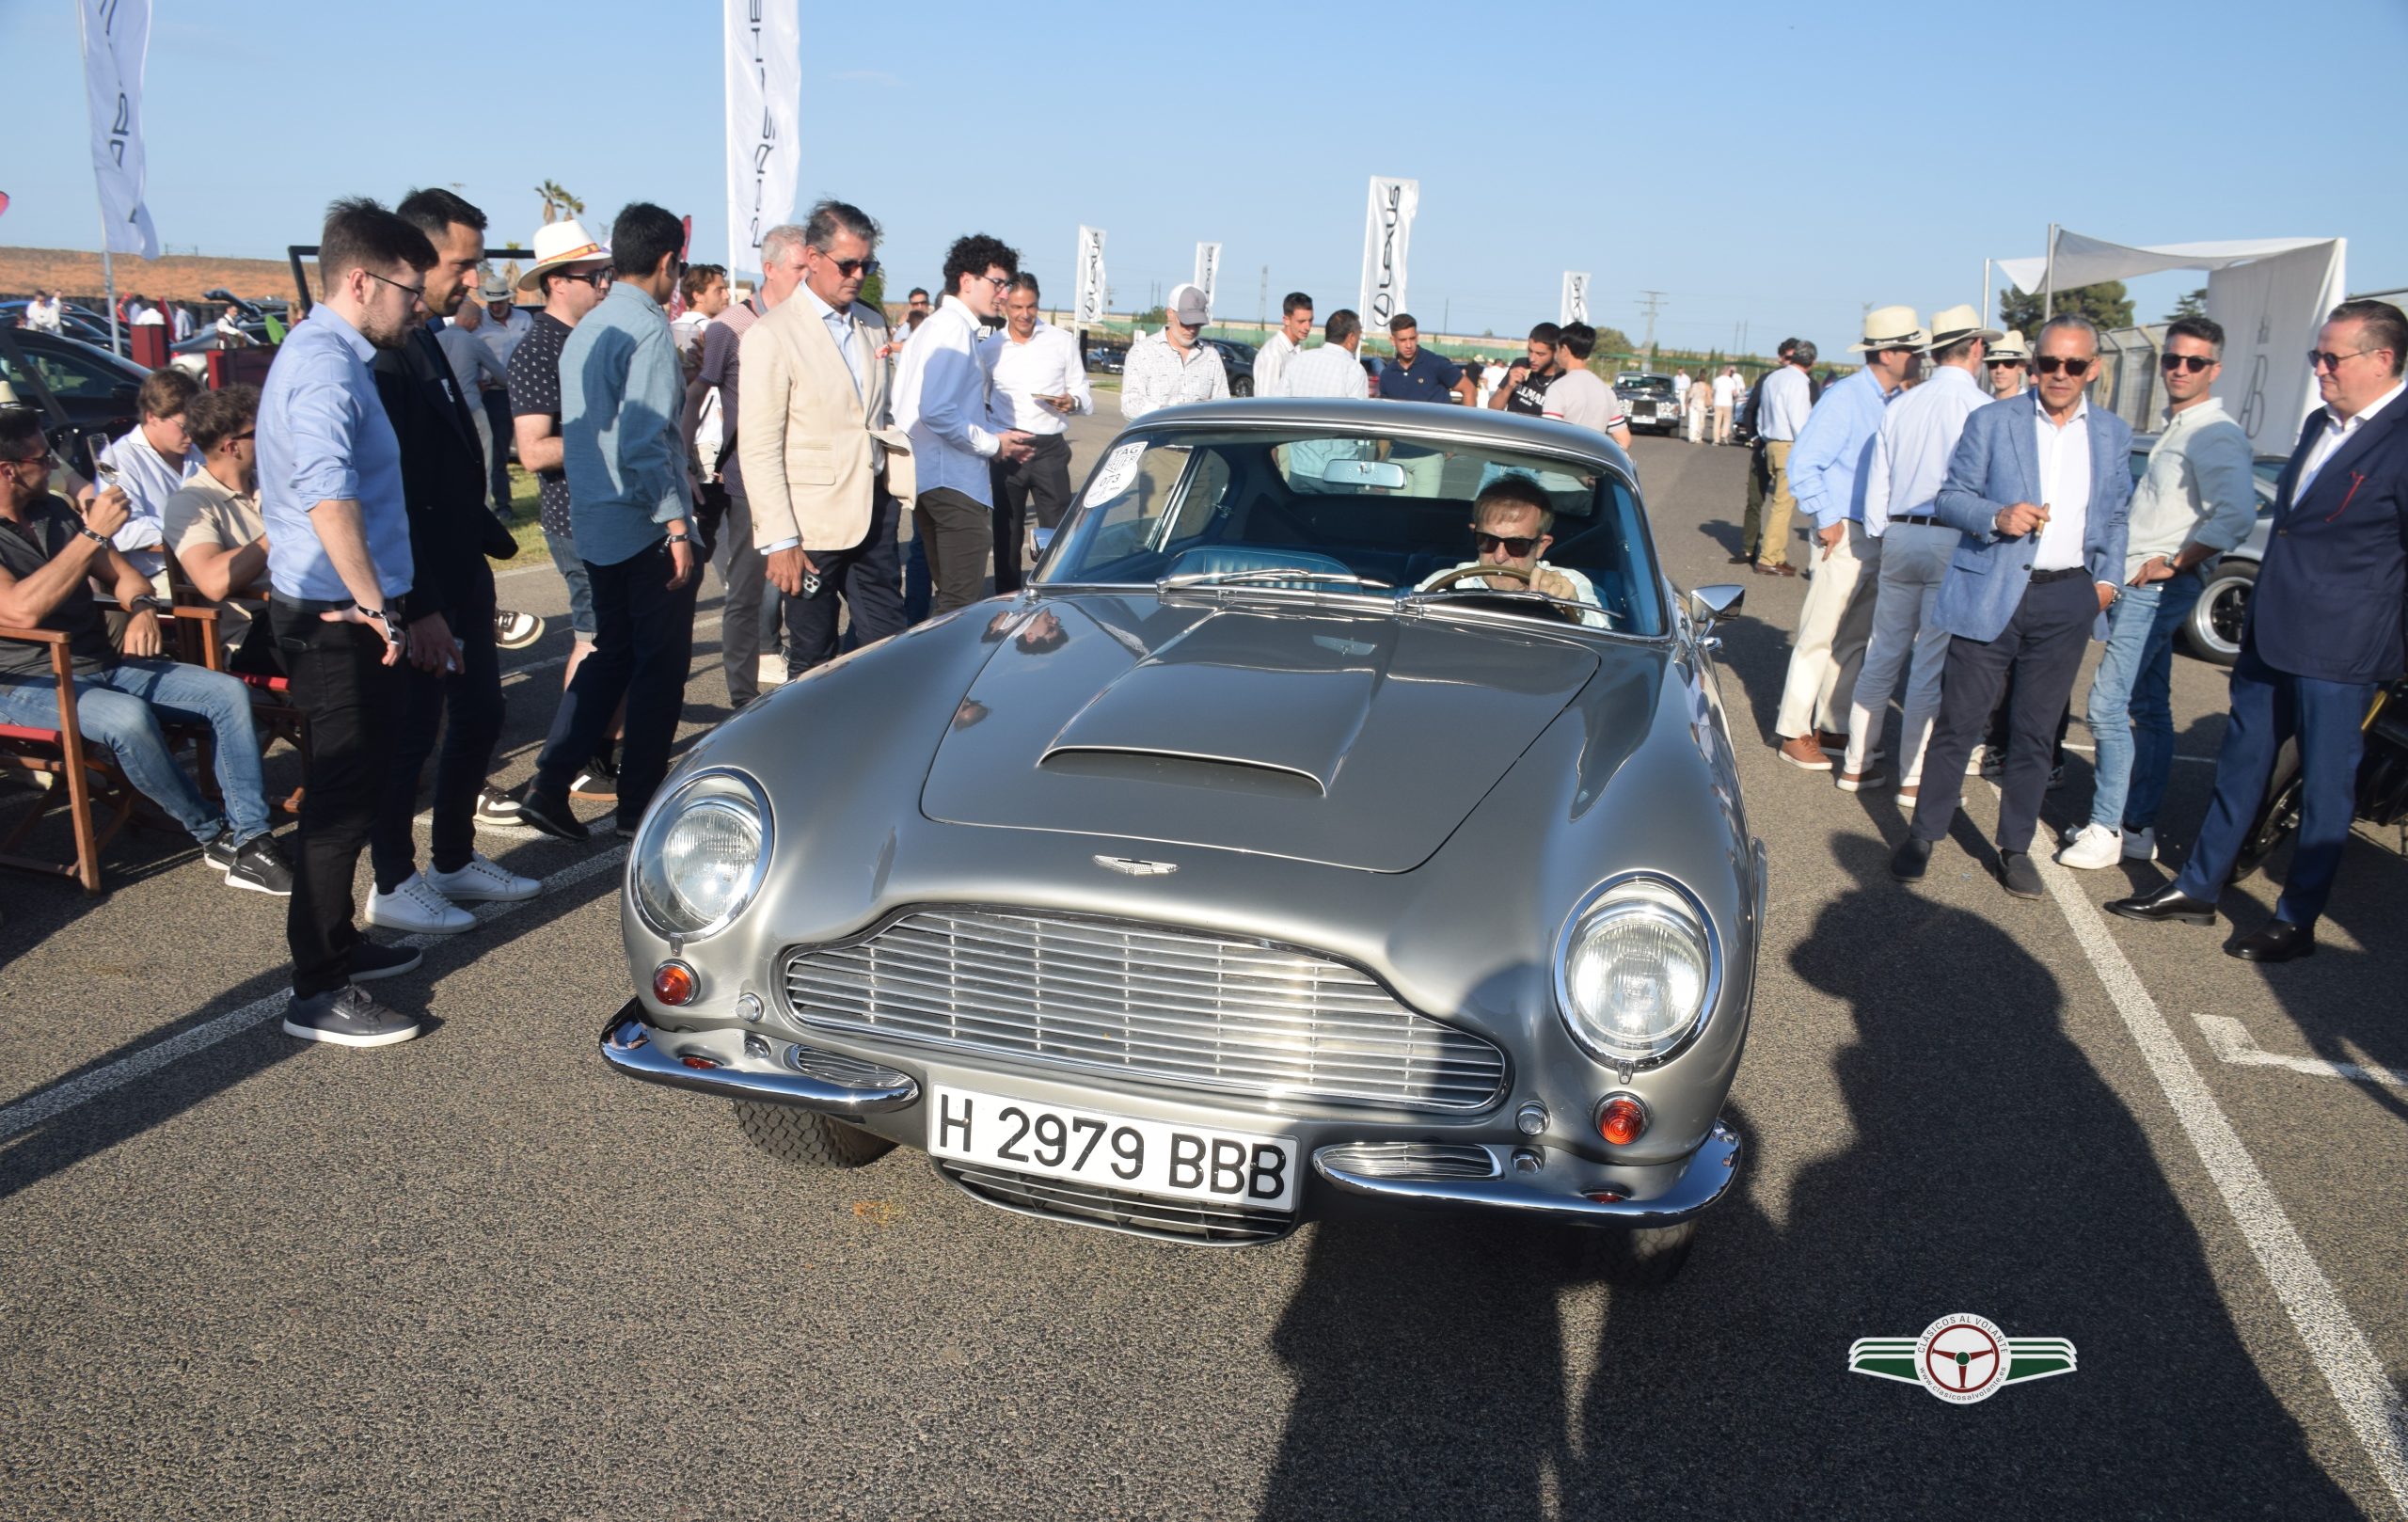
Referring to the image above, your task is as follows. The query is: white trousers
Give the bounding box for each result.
[1843,521,1956,782]
[1774,521,1879,739]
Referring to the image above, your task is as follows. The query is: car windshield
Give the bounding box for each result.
[1618,375,1674,394]
[1038,425,1666,636]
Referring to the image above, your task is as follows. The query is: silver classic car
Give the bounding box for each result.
[601,399,1761,1282]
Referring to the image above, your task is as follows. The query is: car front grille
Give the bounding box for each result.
[780,908,1507,1113]
[937,1160,1293,1245]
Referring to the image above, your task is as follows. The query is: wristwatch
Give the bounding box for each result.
[357,604,401,640]
[663,532,693,547]
[76,525,111,548]
[130,595,172,615]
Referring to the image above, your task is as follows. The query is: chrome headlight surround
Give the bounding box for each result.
[631,767,773,941]
[1552,872,1721,1068]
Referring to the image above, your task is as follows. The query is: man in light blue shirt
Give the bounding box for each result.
[257,198,451,1050]
[1772,307,1925,769]
[516,203,699,844]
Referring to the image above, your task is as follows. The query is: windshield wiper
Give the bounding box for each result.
[1400,584,1608,624]
[1156,568,1394,593]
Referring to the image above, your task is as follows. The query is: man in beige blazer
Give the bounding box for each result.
[737,198,914,676]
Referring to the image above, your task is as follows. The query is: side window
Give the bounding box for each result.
[1162,449,1232,545]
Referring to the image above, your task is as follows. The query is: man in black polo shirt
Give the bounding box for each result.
[1489,322,1562,416]
[1374,312,1475,405]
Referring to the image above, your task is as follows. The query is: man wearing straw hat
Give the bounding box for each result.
[1771,305,1925,770]
[1838,305,2000,797]
[1986,329,2031,399]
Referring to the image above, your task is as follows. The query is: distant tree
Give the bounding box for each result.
[533,181,584,226]
[1133,305,1167,328]
[1999,279,2135,335]
[2167,287,2209,322]
[858,272,884,313]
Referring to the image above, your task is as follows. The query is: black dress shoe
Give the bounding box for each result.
[2104,882,2218,926]
[1890,837,1931,881]
[2228,919,2315,963]
[1999,850,2044,899]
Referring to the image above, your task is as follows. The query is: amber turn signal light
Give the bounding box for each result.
[1595,1094,1648,1147]
[653,960,698,1006]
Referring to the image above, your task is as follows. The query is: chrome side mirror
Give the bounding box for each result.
[1687,584,1744,654]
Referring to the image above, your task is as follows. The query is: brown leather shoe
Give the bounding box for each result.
[1754,561,1798,577]
[1776,735,1832,770]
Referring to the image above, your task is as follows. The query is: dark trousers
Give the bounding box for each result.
[1987,669,2071,767]
[480,390,514,514]
[1911,573,2099,854]
[989,434,1072,595]
[784,491,906,675]
[370,602,502,892]
[2176,652,2375,927]
[913,486,991,617]
[903,535,932,625]
[533,539,699,826]
[274,610,400,998]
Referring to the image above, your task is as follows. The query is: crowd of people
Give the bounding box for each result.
[1753,295,2407,963]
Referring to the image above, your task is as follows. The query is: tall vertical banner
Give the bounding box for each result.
[1074,226,1107,328]
[1194,243,1222,314]
[2208,240,2348,449]
[1560,272,1591,326]
[724,0,801,275]
[1358,177,1418,335]
[77,0,161,260]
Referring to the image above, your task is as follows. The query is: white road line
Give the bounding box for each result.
[2040,852,2408,1513]
[0,846,628,1145]
[2194,1014,2408,1091]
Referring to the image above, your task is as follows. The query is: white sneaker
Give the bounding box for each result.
[364,872,477,935]
[2055,823,2123,870]
[2122,826,2158,862]
[757,653,786,689]
[425,852,540,904]
[1963,746,1987,776]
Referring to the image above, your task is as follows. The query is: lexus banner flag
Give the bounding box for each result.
[1358,177,1418,336]
[1560,272,1591,326]
[78,0,161,260]
[1194,243,1222,314]
[725,0,801,275]
[1075,226,1107,328]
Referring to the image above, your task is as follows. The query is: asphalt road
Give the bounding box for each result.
[3,415,2404,1520]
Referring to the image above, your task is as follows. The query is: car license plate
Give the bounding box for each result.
[928,1086,1298,1211]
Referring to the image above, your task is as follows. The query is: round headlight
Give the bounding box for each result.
[633,769,771,938]
[1556,877,1717,1064]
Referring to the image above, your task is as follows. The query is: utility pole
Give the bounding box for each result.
[1637,290,1666,357]
[1258,264,1268,330]
[1442,297,1450,335]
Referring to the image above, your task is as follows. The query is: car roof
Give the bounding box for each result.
[1110,397,1638,477]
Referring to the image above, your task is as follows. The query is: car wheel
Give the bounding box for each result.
[732,1101,895,1167]
[1569,1218,1697,1286]
[2184,561,2255,666]
[1229,375,1253,398]
[2233,738,2303,882]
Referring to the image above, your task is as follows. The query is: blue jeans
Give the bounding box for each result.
[544,526,597,639]
[0,657,270,846]
[2084,571,2205,832]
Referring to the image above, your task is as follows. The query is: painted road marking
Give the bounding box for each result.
[2194,1015,2408,1091]
[0,847,629,1145]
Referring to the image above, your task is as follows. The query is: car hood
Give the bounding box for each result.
[920,595,1603,872]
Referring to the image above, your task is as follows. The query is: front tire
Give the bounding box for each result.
[2233,738,2303,882]
[2185,560,2256,666]
[1569,1219,1698,1286]
[1228,375,1253,398]
[733,1101,895,1167]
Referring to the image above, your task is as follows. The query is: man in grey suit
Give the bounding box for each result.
[1893,314,2132,897]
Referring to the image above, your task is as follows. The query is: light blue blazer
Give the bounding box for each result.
[1931,394,2133,643]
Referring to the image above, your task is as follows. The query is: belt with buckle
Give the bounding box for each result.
[1890,514,1945,528]
[2028,566,2088,585]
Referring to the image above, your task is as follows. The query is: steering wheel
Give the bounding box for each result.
[1418,563,1583,624]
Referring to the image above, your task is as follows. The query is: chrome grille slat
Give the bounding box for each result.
[783,909,1506,1112]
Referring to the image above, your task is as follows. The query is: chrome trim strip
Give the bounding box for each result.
[1311,1120,1742,1226]
[937,1159,1294,1246]
[597,1005,919,1115]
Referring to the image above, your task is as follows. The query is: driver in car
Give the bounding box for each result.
[1418,474,1607,626]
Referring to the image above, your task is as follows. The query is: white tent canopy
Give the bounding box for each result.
[1988,230,2347,449]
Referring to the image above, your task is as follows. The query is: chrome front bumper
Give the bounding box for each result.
[599,1002,919,1115]
[1312,1121,1741,1227]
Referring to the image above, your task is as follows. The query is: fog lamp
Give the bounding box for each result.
[1596,1093,1649,1147]
[653,959,698,1006]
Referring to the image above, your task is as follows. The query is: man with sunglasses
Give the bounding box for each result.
[1416,473,1606,627]
[2112,299,2408,960]
[1894,314,2131,899]
[2056,316,2257,871]
[1986,330,2030,399]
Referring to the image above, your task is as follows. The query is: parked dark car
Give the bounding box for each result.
[0,327,149,469]
[4,300,121,352]
[1205,338,1258,397]
[1085,342,1128,374]
[1612,373,1682,436]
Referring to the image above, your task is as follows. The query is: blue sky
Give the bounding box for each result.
[8,0,2404,359]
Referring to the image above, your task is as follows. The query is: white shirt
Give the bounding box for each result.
[1120,330,1229,419]
[1256,328,1305,398]
[477,306,530,370]
[1711,373,1738,408]
[96,427,202,576]
[671,309,710,357]
[1542,368,1628,435]
[1758,365,1812,442]
[1671,372,1690,400]
[1278,341,1371,400]
[2295,378,2405,499]
[213,315,250,345]
[1863,364,1988,536]
[435,322,508,400]
[1416,559,1608,627]
[2125,397,2258,575]
[25,297,61,333]
[2031,391,2094,573]
[132,309,166,326]
[982,320,1092,435]
[170,307,194,340]
[892,294,1006,505]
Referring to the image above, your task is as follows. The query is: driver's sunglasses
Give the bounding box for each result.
[1474,531,1540,557]
[2032,356,2095,377]
[2160,353,2214,373]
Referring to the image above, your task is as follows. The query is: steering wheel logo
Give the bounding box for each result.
[1851,1312,2076,1403]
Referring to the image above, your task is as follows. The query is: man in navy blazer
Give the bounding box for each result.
[1895,315,2131,897]
[2110,300,2408,960]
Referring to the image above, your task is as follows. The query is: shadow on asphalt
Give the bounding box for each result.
[0,862,624,1206]
[1253,833,2356,1517]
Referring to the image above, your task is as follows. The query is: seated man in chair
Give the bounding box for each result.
[164,384,278,675]
[1416,472,1607,626]
[0,408,293,893]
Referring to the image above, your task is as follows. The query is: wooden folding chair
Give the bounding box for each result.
[162,554,307,816]
[0,608,227,895]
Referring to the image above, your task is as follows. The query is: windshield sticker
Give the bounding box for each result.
[1085,442,1146,505]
